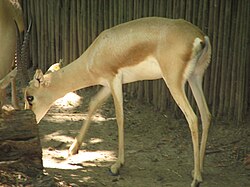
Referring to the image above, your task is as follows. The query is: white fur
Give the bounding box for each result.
[120,56,162,84]
[183,37,203,80]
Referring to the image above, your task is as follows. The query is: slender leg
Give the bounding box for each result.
[0,89,6,111]
[0,68,17,89]
[0,68,18,109]
[163,78,202,187]
[109,74,125,175]
[188,75,211,172]
[0,90,3,112]
[68,86,111,155]
[11,78,20,109]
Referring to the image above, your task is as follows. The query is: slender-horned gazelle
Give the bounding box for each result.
[0,0,24,109]
[24,17,211,187]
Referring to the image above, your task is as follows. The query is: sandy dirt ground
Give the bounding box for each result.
[1,87,250,187]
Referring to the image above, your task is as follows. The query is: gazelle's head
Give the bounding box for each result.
[24,69,54,123]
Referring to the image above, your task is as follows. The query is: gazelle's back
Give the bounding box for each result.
[87,17,206,81]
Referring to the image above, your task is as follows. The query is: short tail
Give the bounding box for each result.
[194,36,211,75]
[183,36,211,80]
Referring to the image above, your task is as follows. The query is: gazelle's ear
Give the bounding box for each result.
[33,69,49,87]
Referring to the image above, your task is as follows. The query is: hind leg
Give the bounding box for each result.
[189,74,211,171]
[162,76,202,187]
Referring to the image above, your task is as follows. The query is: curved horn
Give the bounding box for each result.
[14,21,23,85]
[20,20,32,87]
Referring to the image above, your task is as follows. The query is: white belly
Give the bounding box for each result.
[120,56,162,84]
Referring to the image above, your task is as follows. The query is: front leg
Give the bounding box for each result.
[68,87,111,156]
[68,111,92,156]
[68,133,85,155]
[109,74,125,175]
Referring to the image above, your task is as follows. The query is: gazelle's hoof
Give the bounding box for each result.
[108,168,120,176]
[191,179,201,187]
[108,162,123,176]
[68,139,80,156]
[191,170,202,187]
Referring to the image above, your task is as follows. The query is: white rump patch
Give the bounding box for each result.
[183,37,203,80]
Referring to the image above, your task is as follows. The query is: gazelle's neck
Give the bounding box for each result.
[45,54,98,99]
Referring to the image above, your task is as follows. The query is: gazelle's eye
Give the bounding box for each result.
[26,95,34,105]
